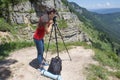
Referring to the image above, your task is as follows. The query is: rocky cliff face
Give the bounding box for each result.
[8,0,90,43]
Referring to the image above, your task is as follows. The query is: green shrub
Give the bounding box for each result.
[61,0,68,6]
[0,18,11,32]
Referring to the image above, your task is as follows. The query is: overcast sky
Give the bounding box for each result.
[68,0,120,9]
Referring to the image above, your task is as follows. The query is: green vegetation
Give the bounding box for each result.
[0,18,18,36]
[80,19,113,52]
[61,0,69,6]
[86,65,109,80]
[44,41,91,53]
[58,19,68,29]
[0,18,12,32]
[0,41,34,60]
[28,9,35,13]
[86,48,120,80]
[94,49,120,69]
[114,71,120,78]
[45,42,67,53]
[95,13,120,43]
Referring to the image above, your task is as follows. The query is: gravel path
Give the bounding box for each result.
[0,46,97,80]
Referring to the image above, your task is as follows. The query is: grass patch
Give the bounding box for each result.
[0,41,34,60]
[86,64,109,80]
[44,41,91,53]
[93,49,120,69]
[44,42,65,53]
[86,47,120,80]
[108,70,120,79]
[114,71,120,79]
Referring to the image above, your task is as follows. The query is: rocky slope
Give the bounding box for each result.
[3,0,90,43]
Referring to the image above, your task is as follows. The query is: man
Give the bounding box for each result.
[33,8,56,71]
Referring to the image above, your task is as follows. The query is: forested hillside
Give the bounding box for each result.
[95,12,120,43]
[68,2,114,51]
[69,2,120,51]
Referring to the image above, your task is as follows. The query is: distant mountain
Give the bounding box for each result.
[69,2,120,44]
[89,8,120,14]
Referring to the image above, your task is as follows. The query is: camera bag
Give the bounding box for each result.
[48,56,62,75]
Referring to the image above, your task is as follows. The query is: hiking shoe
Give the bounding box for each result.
[42,62,49,66]
[37,67,45,72]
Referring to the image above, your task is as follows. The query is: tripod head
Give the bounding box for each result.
[53,16,57,24]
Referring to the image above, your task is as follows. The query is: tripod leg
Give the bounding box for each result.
[45,26,54,59]
[56,26,72,61]
[54,24,59,57]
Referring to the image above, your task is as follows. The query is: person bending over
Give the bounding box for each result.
[33,8,56,70]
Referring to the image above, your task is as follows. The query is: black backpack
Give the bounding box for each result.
[48,56,62,75]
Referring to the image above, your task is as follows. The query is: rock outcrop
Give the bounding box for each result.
[7,0,90,43]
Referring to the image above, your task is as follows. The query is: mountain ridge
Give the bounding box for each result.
[70,2,120,43]
[69,1,120,53]
[89,8,120,14]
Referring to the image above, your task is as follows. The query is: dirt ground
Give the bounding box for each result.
[0,46,97,80]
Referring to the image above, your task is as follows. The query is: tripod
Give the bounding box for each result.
[45,16,72,61]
